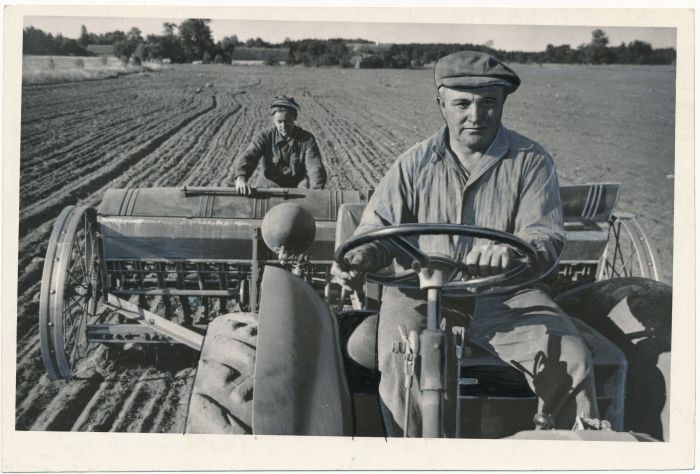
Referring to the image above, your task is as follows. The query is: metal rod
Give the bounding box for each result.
[155,261,165,288]
[420,288,444,438]
[113,288,235,296]
[452,327,466,438]
[427,288,440,331]
[103,258,332,265]
[421,390,442,438]
[182,186,290,197]
[403,385,411,437]
[196,262,206,290]
[250,228,260,312]
[86,323,207,343]
[105,294,204,351]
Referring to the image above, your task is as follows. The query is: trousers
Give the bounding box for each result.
[376,286,599,437]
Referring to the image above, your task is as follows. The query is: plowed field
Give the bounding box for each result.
[15,63,676,433]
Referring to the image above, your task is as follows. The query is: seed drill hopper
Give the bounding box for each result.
[39,187,368,380]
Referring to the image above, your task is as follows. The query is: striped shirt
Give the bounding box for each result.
[355,125,565,270]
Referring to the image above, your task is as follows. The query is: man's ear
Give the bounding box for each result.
[436,93,445,120]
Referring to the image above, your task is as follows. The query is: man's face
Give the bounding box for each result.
[273,109,296,138]
[438,86,506,153]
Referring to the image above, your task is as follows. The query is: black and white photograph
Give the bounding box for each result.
[1,4,694,471]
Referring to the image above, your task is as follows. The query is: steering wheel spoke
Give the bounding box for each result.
[387,235,430,266]
[368,269,417,286]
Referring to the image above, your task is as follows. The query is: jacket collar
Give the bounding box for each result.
[275,126,298,146]
[431,124,510,185]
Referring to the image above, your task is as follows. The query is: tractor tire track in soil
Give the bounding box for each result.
[14,64,675,433]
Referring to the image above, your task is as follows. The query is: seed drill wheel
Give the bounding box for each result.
[39,206,101,380]
[597,212,661,281]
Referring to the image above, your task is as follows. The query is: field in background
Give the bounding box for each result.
[22,55,162,84]
[15,63,675,432]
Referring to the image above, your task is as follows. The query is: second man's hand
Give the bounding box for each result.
[234,176,252,195]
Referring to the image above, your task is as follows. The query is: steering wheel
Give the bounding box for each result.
[335,223,547,295]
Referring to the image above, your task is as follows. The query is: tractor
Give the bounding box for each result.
[39,184,671,440]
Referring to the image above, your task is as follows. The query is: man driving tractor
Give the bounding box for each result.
[331,51,599,437]
[231,95,327,194]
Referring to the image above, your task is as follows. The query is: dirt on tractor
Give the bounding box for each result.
[14,63,675,433]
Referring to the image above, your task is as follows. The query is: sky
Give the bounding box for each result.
[24,16,677,52]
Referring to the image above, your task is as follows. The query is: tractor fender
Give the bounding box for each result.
[252,266,353,436]
[555,277,672,441]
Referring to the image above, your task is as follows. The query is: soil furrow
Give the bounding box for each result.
[18,95,217,237]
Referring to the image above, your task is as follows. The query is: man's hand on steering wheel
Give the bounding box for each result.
[464,244,517,278]
[331,247,374,291]
[332,243,518,289]
[335,224,543,296]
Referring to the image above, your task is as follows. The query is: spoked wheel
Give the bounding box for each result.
[39,206,102,380]
[597,212,661,281]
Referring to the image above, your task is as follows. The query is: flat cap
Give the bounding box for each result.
[434,51,520,94]
[270,95,300,113]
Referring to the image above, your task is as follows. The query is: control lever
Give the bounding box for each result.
[393,325,419,437]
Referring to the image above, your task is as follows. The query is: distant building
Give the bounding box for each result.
[231,60,264,66]
[351,53,385,69]
[230,59,287,66]
[346,42,394,54]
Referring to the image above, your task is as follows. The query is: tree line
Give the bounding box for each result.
[23,26,93,56]
[23,22,676,67]
[23,20,240,64]
[293,30,674,67]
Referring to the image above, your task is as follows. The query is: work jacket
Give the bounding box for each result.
[233,126,327,189]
